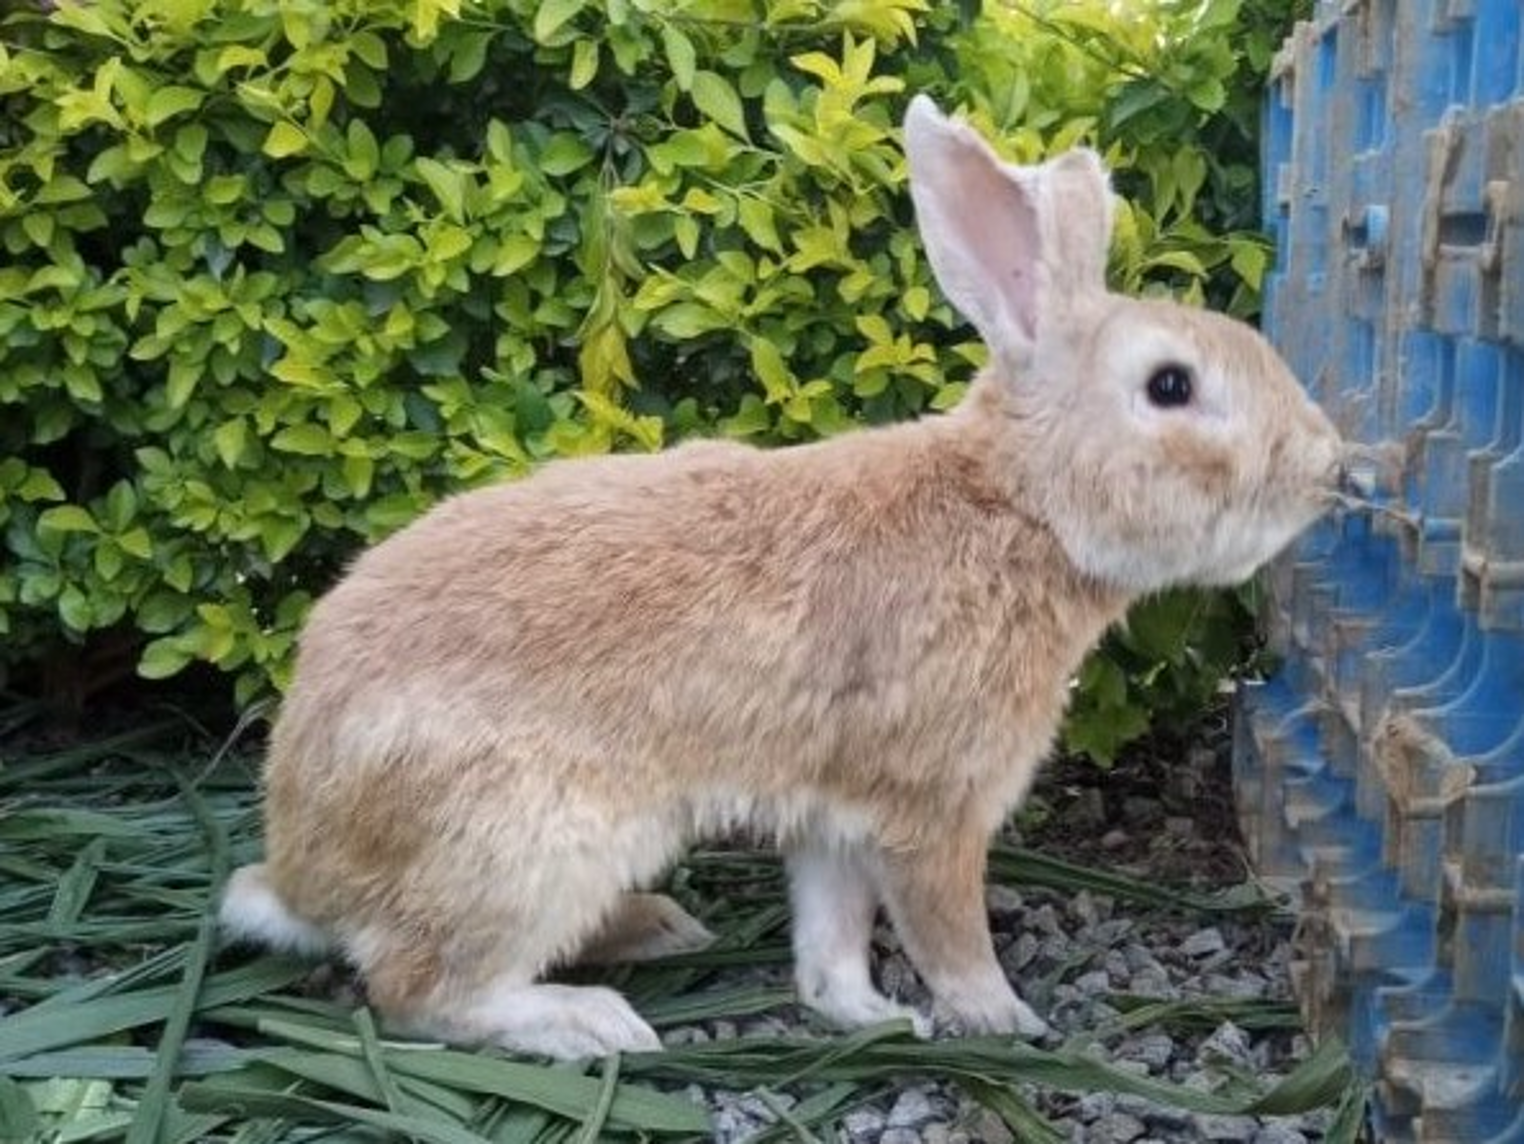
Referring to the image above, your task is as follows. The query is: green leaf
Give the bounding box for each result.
[117,528,153,560]
[38,506,99,534]
[262,121,308,159]
[690,71,749,140]
[532,0,584,43]
[569,38,599,90]
[414,156,467,222]
[18,470,66,502]
[271,423,334,456]
[538,134,593,176]
[145,85,204,127]
[0,1077,39,1144]
[662,24,697,91]
[213,419,247,468]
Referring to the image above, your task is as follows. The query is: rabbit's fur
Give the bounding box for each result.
[221,97,1345,1059]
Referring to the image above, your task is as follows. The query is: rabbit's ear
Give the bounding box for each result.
[903,96,1112,366]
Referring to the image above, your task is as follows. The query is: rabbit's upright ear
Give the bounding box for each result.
[903,96,1113,368]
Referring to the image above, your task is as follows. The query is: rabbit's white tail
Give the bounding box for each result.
[219,863,333,957]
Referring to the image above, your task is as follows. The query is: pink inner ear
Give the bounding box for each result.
[942,149,1041,343]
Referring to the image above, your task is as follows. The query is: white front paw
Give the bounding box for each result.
[798,973,931,1037]
[934,980,1050,1040]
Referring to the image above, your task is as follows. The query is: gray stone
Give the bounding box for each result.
[1129,964,1177,999]
[1251,1123,1309,1144]
[878,1130,921,1144]
[1006,931,1040,970]
[842,1108,886,1139]
[1204,971,1268,1000]
[1031,903,1063,936]
[1077,1091,1116,1122]
[1121,1032,1175,1071]
[1101,828,1130,850]
[1103,949,1131,981]
[1074,969,1112,996]
[1191,1113,1260,1141]
[1179,927,1227,958]
[1040,933,1075,963]
[962,1108,1016,1144]
[1086,1113,1147,1143]
[887,1087,935,1128]
[987,884,1026,915]
[1198,1020,1254,1068]
[1164,815,1197,838]
[1070,890,1101,927]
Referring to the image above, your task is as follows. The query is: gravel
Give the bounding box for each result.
[660,723,1340,1142]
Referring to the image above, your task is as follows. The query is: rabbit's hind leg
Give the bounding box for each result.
[575,893,715,965]
[357,905,663,1059]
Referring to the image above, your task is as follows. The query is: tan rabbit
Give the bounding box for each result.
[220,96,1346,1059]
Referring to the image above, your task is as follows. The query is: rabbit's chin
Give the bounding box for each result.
[1051,502,1330,595]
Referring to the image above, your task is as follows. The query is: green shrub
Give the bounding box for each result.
[0,0,1302,754]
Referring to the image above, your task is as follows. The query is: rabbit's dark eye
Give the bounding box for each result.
[1146,364,1194,408]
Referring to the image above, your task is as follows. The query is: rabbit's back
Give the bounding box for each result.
[264,422,1122,877]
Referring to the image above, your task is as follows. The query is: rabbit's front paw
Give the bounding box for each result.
[934,978,1050,1040]
[799,972,932,1037]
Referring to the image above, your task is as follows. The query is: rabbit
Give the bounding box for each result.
[219,95,1347,1060]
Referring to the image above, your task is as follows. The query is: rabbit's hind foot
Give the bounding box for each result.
[575,892,715,965]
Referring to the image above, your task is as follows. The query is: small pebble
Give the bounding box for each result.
[1191,1113,1260,1141]
[1122,1032,1175,1071]
[1078,1091,1116,1121]
[887,1087,934,1128]
[1087,1112,1148,1143]
[1101,827,1131,850]
[1006,931,1040,970]
[1198,1020,1254,1068]
[1251,1124,1309,1144]
[1074,969,1111,996]
[962,1108,1015,1144]
[842,1108,886,1138]
[1180,927,1227,958]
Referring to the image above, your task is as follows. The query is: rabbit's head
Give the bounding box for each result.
[905,97,1344,593]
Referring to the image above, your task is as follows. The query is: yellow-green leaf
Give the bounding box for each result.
[691,71,748,140]
[146,85,203,128]
[262,121,308,159]
[569,39,598,90]
[662,25,697,91]
[533,0,584,43]
[39,505,99,534]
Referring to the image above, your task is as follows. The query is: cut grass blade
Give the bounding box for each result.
[125,777,230,1144]
[0,1043,253,1080]
[0,958,309,1063]
[178,1082,496,1144]
[988,844,1287,917]
[571,1053,620,1144]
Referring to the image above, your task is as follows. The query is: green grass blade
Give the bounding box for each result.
[571,1053,619,1144]
[988,844,1285,916]
[0,958,308,1062]
[0,1042,252,1079]
[178,1082,494,1144]
[126,778,229,1144]
[352,1007,408,1116]
[963,1079,1066,1144]
[387,1048,709,1133]
[0,1075,40,1141]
